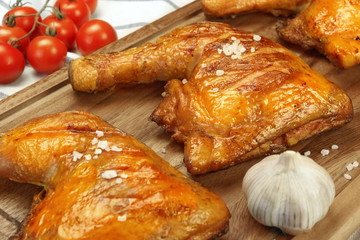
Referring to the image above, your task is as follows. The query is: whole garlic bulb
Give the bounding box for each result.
[242,150,335,235]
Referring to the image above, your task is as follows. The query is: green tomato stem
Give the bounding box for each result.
[11,0,51,45]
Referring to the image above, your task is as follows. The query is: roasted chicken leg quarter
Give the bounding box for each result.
[69,22,353,175]
[0,111,230,239]
[277,0,360,68]
[201,0,310,17]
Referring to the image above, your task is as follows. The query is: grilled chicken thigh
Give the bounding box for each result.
[69,22,353,174]
[201,0,310,17]
[277,0,360,68]
[0,111,230,239]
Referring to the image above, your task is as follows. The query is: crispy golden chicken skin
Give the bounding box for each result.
[0,111,230,239]
[201,0,310,17]
[277,0,360,68]
[70,23,238,92]
[69,22,353,175]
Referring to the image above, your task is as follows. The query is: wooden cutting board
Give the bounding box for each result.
[1,1,360,239]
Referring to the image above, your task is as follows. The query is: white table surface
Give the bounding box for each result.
[0,0,194,100]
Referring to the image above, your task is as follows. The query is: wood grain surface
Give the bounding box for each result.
[1,1,360,239]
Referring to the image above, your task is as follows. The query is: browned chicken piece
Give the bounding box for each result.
[0,111,230,239]
[69,22,353,175]
[70,23,239,92]
[201,0,310,17]
[277,0,360,68]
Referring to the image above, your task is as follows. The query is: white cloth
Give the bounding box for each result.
[0,0,193,99]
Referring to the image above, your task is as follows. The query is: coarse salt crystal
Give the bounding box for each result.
[96,130,104,137]
[320,149,330,156]
[346,163,354,171]
[161,92,167,97]
[182,79,188,84]
[101,170,117,179]
[93,155,98,159]
[201,63,207,68]
[161,148,166,154]
[209,87,219,93]
[218,37,249,59]
[117,214,127,222]
[111,146,123,152]
[120,173,128,179]
[331,144,339,150]
[240,46,246,53]
[98,140,110,151]
[344,173,352,180]
[84,154,92,160]
[253,35,261,41]
[216,70,225,76]
[91,137,99,145]
[353,161,359,168]
[72,151,83,162]
[250,47,255,53]
[222,43,233,56]
[94,148,102,155]
[304,151,311,156]
[115,178,123,184]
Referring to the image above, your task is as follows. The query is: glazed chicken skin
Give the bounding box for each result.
[277,0,360,68]
[70,23,239,92]
[201,0,310,17]
[69,22,353,175]
[0,111,230,239]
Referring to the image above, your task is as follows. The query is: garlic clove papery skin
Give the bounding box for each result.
[242,150,335,235]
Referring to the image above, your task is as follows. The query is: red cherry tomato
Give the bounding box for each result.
[27,36,67,74]
[2,6,42,39]
[0,42,25,84]
[54,0,91,28]
[40,15,78,50]
[84,0,98,13]
[0,26,30,55]
[76,19,117,55]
